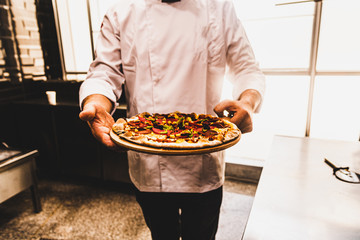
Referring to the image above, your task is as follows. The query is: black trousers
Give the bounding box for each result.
[135,187,223,240]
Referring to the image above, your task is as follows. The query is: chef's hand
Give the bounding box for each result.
[79,94,125,151]
[214,89,261,133]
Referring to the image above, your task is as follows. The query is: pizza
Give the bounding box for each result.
[111,111,240,149]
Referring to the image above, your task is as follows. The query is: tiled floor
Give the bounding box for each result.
[0,177,257,240]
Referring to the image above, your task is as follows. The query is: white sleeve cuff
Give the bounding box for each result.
[79,79,121,115]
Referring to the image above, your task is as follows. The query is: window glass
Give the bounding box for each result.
[223,75,310,161]
[310,76,360,141]
[92,33,99,48]
[66,74,87,81]
[253,75,310,137]
[56,0,92,73]
[234,0,314,70]
[89,0,119,48]
[89,0,119,29]
[317,0,360,71]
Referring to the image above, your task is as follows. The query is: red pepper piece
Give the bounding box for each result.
[152,128,167,134]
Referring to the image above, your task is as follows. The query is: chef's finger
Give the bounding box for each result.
[88,123,113,147]
[232,110,253,133]
[79,104,96,122]
[91,125,126,152]
[238,117,253,133]
[104,113,115,128]
[213,99,235,117]
[99,132,117,149]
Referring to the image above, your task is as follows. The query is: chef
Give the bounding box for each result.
[79,0,265,239]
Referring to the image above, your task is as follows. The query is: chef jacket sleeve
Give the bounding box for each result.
[224,1,266,113]
[79,10,125,114]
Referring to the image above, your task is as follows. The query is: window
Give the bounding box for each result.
[225,0,360,163]
[317,0,360,72]
[54,0,92,79]
[311,0,360,141]
[235,0,314,70]
[88,0,119,47]
[224,75,310,162]
[310,76,360,141]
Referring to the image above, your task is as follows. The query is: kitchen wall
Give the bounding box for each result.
[0,0,61,82]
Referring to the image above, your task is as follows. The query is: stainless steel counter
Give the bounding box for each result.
[242,136,360,240]
[0,149,41,213]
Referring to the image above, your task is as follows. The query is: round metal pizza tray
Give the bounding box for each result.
[110,130,241,155]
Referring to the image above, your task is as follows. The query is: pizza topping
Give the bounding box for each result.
[137,129,152,134]
[126,112,234,142]
[152,128,168,135]
[112,111,240,149]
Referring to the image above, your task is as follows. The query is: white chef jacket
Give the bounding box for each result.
[79,0,265,193]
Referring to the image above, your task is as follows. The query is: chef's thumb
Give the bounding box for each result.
[213,99,233,117]
[79,104,96,122]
